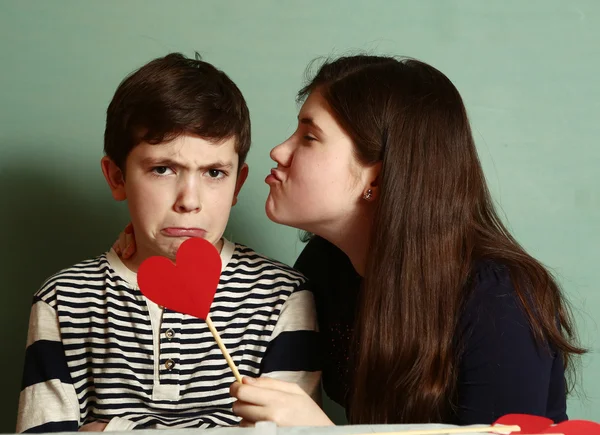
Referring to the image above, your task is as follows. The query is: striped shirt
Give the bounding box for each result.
[17,239,321,432]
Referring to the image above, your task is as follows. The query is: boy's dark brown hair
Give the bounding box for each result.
[104,52,251,172]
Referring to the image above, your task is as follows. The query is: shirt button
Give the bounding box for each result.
[165,359,175,370]
[165,329,175,340]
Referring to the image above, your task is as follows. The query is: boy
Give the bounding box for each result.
[17,53,320,432]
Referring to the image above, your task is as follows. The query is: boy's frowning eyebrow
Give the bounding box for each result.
[140,157,235,171]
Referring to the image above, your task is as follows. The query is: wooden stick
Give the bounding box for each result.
[354,425,524,435]
[205,314,243,383]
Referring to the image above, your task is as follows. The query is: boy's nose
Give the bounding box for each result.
[174,180,201,213]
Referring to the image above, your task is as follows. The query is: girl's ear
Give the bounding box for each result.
[362,162,381,201]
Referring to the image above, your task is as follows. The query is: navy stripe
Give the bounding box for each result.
[211,301,285,312]
[56,291,145,304]
[261,330,322,373]
[61,329,274,345]
[223,272,305,284]
[215,289,294,298]
[85,405,234,419]
[60,309,148,323]
[36,284,56,301]
[179,381,239,395]
[62,310,273,326]
[58,300,147,314]
[52,281,139,293]
[67,348,263,374]
[58,298,285,314]
[73,369,255,390]
[84,392,232,410]
[183,312,274,323]
[130,413,236,428]
[45,271,119,285]
[64,342,267,362]
[224,258,301,273]
[61,331,153,345]
[31,295,47,306]
[23,420,78,433]
[22,340,72,389]
[82,382,152,394]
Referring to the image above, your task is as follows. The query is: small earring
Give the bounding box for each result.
[363,189,373,200]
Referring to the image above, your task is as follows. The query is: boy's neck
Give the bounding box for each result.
[120,238,225,274]
[121,254,144,274]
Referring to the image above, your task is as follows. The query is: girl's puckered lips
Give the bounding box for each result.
[265,168,283,184]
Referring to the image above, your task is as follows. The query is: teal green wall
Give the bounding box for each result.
[1,1,598,431]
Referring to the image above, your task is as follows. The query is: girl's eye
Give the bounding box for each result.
[303,135,317,142]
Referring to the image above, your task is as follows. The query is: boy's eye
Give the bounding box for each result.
[207,169,225,179]
[152,166,174,175]
[303,135,317,142]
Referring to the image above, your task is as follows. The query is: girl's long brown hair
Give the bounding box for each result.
[299,55,585,424]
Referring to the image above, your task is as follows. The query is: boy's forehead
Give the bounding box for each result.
[133,135,239,167]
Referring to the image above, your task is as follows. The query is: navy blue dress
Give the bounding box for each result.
[294,236,567,424]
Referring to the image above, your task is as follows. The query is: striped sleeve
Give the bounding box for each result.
[259,284,322,401]
[16,296,80,433]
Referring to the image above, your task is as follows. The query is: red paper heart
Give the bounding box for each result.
[541,420,600,435]
[137,237,221,319]
[494,414,554,434]
[492,414,600,435]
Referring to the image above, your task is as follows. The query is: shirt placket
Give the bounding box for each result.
[154,308,183,400]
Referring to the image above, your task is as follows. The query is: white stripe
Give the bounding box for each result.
[271,289,318,339]
[17,380,80,432]
[26,300,61,346]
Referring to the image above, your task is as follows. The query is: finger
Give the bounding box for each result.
[123,234,136,259]
[79,421,106,432]
[245,376,303,394]
[230,380,242,396]
[230,382,291,407]
[231,377,262,392]
[124,222,134,234]
[126,231,135,248]
[239,419,254,428]
[232,400,272,423]
[118,232,127,255]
